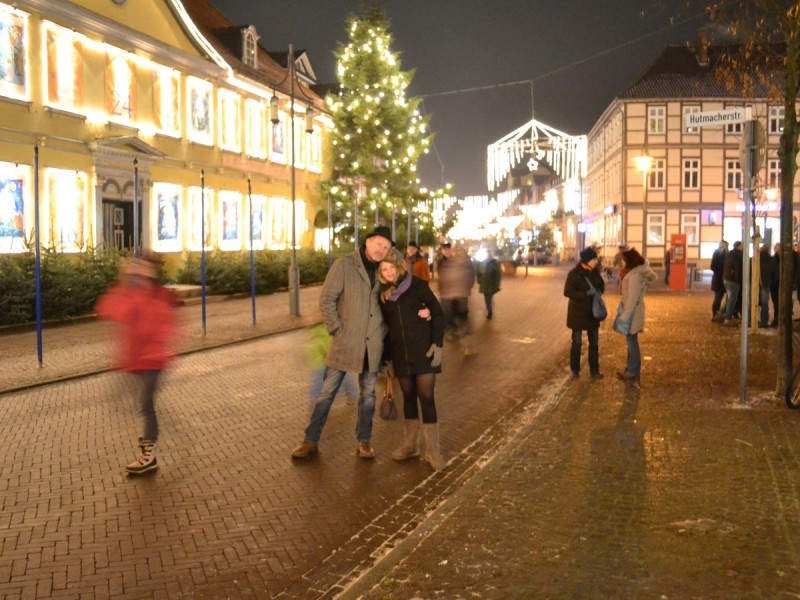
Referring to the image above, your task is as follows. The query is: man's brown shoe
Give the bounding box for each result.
[291,441,318,459]
[356,442,375,459]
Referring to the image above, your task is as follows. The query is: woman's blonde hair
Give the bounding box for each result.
[378,248,406,301]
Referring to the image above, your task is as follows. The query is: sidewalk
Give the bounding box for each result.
[343,282,800,598]
[0,286,324,394]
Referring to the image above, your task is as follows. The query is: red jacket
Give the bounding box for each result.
[95,281,178,372]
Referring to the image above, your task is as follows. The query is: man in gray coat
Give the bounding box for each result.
[292,226,394,460]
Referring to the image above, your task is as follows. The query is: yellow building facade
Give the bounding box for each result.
[0,0,329,272]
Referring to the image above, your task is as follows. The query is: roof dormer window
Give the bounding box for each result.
[242,26,259,68]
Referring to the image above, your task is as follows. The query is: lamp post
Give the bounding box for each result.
[633,148,653,248]
[271,44,315,318]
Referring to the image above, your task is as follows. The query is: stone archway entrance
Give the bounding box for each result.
[88,137,163,252]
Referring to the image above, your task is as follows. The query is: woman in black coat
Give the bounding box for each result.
[378,250,446,469]
[563,247,605,379]
[710,241,728,319]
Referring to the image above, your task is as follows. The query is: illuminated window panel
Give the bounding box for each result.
[219,190,241,250]
[188,186,214,250]
[292,116,305,169]
[267,196,288,249]
[308,124,322,173]
[187,76,213,146]
[245,99,266,159]
[153,182,181,253]
[269,111,287,165]
[153,67,180,136]
[218,89,241,152]
[0,161,31,253]
[0,4,30,101]
[105,51,136,122]
[44,23,83,110]
[245,194,266,250]
[45,168,87,252]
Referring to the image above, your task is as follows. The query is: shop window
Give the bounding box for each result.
[45,168,87,252]
[0,161,31,252]
[154,67,180,136]
[45,23,83,110]
[153,183,181,253]
[105,51,136,121]
[0,6,30,101]
[218,89,241,152]
[647,213,664,245]
[219,191,241,250]
[187,77,213,146]
[245,99,266,158]
[681,213,699,245]
[188,187,214,250]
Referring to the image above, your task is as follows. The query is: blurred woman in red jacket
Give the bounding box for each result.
[95,254,178,475]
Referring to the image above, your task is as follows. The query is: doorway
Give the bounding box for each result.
[103,200,141,250]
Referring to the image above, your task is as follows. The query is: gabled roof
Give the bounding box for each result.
[178,0,326,110]
[268,50,317,85]
[619,44,771,100]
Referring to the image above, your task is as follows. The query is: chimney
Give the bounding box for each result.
[696,30,710,67]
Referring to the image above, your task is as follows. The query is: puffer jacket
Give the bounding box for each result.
[618,263,658,334]
[564,263,605,330]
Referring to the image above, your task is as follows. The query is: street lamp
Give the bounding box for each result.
[271,43,315,317]
[633,147,653,201]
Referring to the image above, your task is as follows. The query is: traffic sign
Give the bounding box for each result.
[684,108,747,130]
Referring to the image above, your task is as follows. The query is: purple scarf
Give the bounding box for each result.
[387,272,412,302]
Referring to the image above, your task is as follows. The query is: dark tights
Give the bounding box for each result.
[398,373,437,423]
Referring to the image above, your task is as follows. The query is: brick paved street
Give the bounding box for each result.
[0,267,570,598]
[343,275,800,599]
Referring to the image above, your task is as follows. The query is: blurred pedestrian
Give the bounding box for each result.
[564,247,605,380]
[614,248,657,387]
[378,250,446,469]
[664,243,671,285]
[770,243,781,327]
[722,241,743,324]
[95,254,178,475]
[291,225,393,460]
[405,241,431,281]
[758,244,775,328]
[305,324,357,409]
[477,250,501,319]
[437,242,476,355]
[710,240,728,321]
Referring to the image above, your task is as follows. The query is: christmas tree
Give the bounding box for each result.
[323,6,440,247]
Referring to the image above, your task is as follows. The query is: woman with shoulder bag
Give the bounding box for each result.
[563,247,606,380]
[614,248,657,387]
[378,249,447,469]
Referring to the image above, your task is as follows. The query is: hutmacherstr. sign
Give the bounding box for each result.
[685,108,747,130]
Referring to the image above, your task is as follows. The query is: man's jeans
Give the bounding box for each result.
[570,328,599,375]
[625,333,641,377]
[723,280,740,320]
[305,367,377,444]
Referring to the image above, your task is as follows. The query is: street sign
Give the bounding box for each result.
[685,108,747,130]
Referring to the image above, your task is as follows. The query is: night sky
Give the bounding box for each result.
[213,1,708,196]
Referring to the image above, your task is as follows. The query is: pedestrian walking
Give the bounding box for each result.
[477,251,501,319]
[95,254,178,475]
[291,225,394,460]
[377,250,446,469]
[305,324,357,410]
[613,248,657,387]
[437,242,476,355]
[722,241,743,324]
[564,247,605,380]
[405,241,431,281]
[759,244,776,328]
[664,243,671,285]
[770,243,781,327]
[710,240,728,321]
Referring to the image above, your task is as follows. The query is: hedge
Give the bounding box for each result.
[0,248,337,326]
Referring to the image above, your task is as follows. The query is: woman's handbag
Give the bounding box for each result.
[611,303,632,335]
[612,287,646,335]
[379,375,398,420]
[584,277,608,321]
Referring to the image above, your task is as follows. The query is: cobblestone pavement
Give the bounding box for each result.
[344,279,800,599]
[0,267,572,599]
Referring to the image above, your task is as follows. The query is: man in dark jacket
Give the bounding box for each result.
[477,251,502,319]
[564,247,605,380]
[722,241,743,324]
[770,243,781,327]
[710,240,728,320]
[759,244,776,328]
